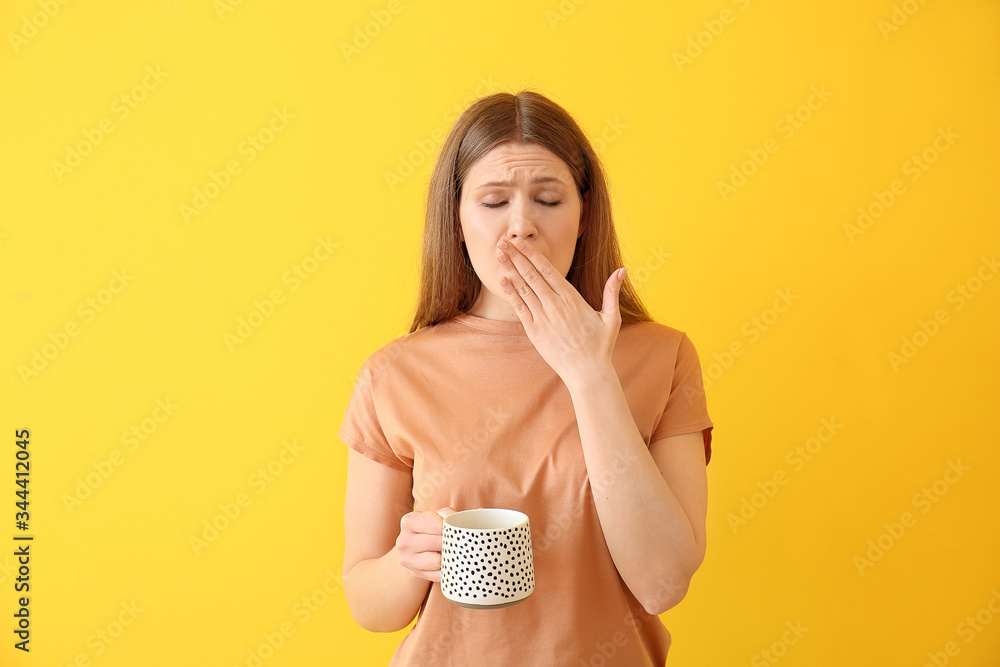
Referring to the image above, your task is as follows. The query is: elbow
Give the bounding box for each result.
[352,611,412,634]
[345,595,415,633]
[343,576,417,633]
[639,553,704,615]
[640,575,691,615]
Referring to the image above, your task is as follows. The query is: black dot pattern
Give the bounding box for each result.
[441,523,535,604]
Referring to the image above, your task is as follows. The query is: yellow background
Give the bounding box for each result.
[2,0,998,665]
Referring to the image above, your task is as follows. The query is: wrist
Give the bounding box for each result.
[563,361,619,396]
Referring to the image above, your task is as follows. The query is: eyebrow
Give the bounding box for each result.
[476,176,566,190]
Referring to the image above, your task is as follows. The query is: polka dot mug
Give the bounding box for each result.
[440,508,535,609]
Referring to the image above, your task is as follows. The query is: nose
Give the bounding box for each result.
[505,198,537,242]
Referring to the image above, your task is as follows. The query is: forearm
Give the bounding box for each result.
[566,365,702,613]
[343,545,430,632]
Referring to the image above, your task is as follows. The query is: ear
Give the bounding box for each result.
[577,190,589,239]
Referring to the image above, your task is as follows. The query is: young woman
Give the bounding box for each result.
[340,90,714,665]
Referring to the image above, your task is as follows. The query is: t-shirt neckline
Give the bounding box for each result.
[454,312,527,336]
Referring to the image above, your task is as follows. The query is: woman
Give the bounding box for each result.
[340,90,714,665]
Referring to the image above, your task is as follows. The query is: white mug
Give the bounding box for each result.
[440,508,535,609]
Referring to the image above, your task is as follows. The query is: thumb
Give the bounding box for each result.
[601,268,625,325]
[436,507,457,519]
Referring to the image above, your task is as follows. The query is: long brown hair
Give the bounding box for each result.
[408,89,654,333]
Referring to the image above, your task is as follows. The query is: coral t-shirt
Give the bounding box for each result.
[338,312,714,666]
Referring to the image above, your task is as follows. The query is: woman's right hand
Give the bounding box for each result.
[395,507,456,582]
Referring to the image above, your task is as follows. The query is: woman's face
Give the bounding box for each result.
[458,142,585,321]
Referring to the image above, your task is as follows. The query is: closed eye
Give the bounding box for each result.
[482,200,562,209]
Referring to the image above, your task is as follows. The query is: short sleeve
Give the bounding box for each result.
[337,356,412,472]
[649,332,714,465]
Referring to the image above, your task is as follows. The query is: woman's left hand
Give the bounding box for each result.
[495,238,625,388]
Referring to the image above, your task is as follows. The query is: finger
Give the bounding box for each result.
[509,238,564,284]
[401,531,444,554]
[496,244,543,318]
[501,239,561,303]
[401,550,443,581]
[497,270,533,324]
[601,268,625,326]
[436,507,457,519]
[401,510,445,536]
